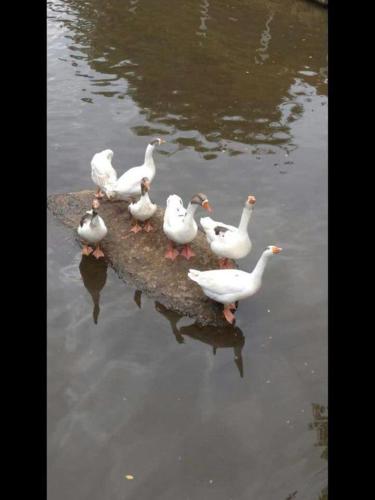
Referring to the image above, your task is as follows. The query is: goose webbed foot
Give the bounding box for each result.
[92,245,105,259]
[180,244,195,260]
[82,245,93,256]
[218,258,235,269]
[143,220,154,232]
[130,222,143,233]
[165,241,179,260]
[95,188,105,199]
[223,305,236,325]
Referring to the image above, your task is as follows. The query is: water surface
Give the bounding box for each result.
[47,1,328,499]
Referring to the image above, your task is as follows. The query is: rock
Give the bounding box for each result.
[47,190,233,327]
[309,0,328,6]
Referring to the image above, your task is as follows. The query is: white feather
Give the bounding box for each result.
[105,142,159,199]
[91,149,117,191]
[77,210,108,244]
[188,247,279,305]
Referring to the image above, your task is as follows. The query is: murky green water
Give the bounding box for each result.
[47,1,327,499]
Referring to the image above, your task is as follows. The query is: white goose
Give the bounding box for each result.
[200,195,256,268]
[188,245,282,324]
[91,149,117,199]
[105,138,165,200]
[77,199,108,259]
[163,193,212,260]
[128,177,157,233]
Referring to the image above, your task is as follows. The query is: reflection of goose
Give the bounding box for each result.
[133,289,142,308]
[79,255,108,324]
[154,301,245,377]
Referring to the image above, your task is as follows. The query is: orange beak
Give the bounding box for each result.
[248,195,256,205]
[202,200,213,213]
[158,138,166,144]
[272,246,282,254]
[92,199,100,209]
[144,179,151,190]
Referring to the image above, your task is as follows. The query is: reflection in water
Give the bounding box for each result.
[155,301,245,378]
[255,7,274,64]
[133,289,142,308]
[79,255,108,324]
[128,0,139,15]
[309,403,328,460]
[309,404,328,500]
[49,0,327,156]
[197,0,210,36]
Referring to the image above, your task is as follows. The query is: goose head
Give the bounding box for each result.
[190,193,213,212]
[149,138,166,147]
[264,245,283,256]
[140,177,151,195]
[246,195,256,207]
[102,149,114,161]
[87,199,101,218]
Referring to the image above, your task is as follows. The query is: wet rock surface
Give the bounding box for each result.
[47,190,233,327]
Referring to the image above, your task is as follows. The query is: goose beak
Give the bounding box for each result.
[202,200,213,213]
[272,246,282,254]
[158,138,166,145]
[92,199,100,210]
[144,179,151,190]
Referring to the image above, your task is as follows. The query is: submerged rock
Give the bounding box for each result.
[309,0,328,6]
[47,190,234,327]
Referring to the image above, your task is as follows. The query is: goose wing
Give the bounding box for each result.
[91,152,117,187]
[188,269,248,295]
[200,216,237,242]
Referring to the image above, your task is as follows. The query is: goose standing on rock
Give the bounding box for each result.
[77,199,108,259]
[200,195,256,268]
[188,245,282,324]
[91,149,117,199]
[163,193,213,260]
[128,177,157,233]
[105,138,165,200]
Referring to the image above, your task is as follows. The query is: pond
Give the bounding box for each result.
[47,1,328,499]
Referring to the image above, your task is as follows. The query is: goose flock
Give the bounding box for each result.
[78,138,282,324]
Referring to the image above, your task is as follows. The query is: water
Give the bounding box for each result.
[47,1,328,499]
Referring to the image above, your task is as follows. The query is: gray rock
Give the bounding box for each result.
[48,190,234,327]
